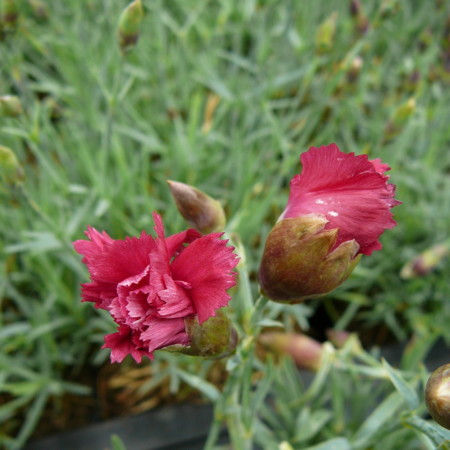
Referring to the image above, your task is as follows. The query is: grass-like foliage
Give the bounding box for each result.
[1,0,449,448]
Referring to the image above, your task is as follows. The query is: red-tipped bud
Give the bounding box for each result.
[168,180,226,233]
[350,0,362,17]
[425,363,450,430]
[179,310,237,358]
[259,332,323,371]
[117,0,144,54]
[326,329,351,348]
[401,242,449,279]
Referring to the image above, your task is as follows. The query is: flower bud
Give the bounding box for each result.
[259,332,323,371]
[349,0,362,17]
[0,145,24,184]
[315,12,338,53]
[28,0,49,21]
[349,0,369,35]
[117,0,144,54]
[326,329,351,348]
[259,144,400,303]
[383,97,416,142]
[0,95,23,117]
[400,242,449,279]
[425,363,450,430]
[167,180,226,233]
[1,0,18,29]
[259,215,361,302]
[180,310,237,358]
[346,56,363,84]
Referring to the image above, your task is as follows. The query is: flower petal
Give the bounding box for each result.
[157,273,195,318]
[74,228,155,284]
[170,234,239,323]
[103,325,153,363]
[140,317,189,353]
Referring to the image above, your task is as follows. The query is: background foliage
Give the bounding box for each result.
[1,0,449,448]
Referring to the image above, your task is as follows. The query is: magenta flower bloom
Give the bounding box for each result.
[73,213,239,363]
[259,143,400,302]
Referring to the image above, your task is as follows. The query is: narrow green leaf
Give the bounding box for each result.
[111,434,128,450]
[304,437,352,450]
[382,359,419,410]
[13,390,49,449]
[403,415,450,447]
[175,369,220,402]
[352,392,404,449]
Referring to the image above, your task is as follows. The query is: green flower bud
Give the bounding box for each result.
[0,95,23,117]
[1,0,18,29]
[259,215,361,303]
[425,363,450,430]
[167,310,237,359]
[383,97,416,142]
[167,180,226,233]
[0,145,24,184]
[117,0,144,54]
[28,0,49,21]
[315,12,338,53]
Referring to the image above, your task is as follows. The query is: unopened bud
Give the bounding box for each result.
[0,95,23,117]
[383,97,416,142]
[326,329,350,348]
[167,180,226,233]
[400,243,449,279]
[117,0,144,54]
[259,332,323,371]
[0,145,24,184]
[315,12,338,53]
[379,0,400,19]
[425,363,450,430]
[350,0,362,17]
[259,215,361,303]
[28,0,48,21]
[347,56,363,83]
[393,97,416,121]
[1,0,18,28]
[180,310,237,358]
[349,1,369,34]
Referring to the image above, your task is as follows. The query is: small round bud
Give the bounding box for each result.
[181,310,237,358]
[167,180,226,233]
[425,363,450,430]
[0,95,23,117]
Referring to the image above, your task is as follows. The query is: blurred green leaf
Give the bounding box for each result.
[382,359,420,410]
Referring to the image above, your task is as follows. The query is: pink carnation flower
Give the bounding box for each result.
[282,143,401,255]
[259,143,401,302]
[73,213,239,363]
